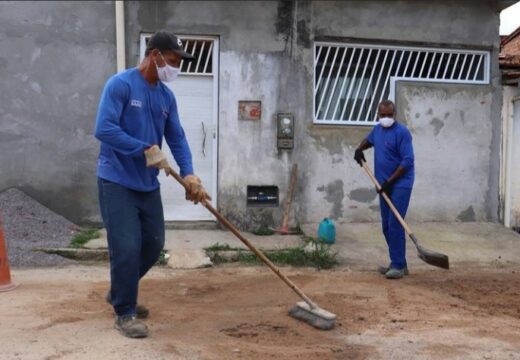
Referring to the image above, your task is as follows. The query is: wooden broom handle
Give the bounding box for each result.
[163,167,318,309]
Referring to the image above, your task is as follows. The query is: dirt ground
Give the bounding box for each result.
[1,264,520,360]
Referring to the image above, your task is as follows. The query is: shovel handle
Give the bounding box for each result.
[361,162,413,236]
[163,167,319,309]
[361,162,450,270]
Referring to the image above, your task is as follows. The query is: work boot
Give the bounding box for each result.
[106,291,150,319]
[378,265,409,276]
[114,315,148,338]
[385,268,405,279]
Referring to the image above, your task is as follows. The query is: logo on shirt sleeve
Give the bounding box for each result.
[130,99,142,108]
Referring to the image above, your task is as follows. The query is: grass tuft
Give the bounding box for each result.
[156,249,169,266]
[205,242,236,252]
[206,236,338,270]
[70,229,101,248]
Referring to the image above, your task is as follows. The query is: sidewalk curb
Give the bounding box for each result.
[34,248,109,261]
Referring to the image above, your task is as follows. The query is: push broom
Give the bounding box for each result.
[163,166,336,330]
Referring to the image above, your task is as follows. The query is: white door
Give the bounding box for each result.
[140,35,218,220]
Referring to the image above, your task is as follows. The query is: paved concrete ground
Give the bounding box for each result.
[86,228,303,251]
[303,221,520,271]
[85,228,304,268]
[84,222,520,270]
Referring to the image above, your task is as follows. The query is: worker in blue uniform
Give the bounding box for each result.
[94,30,210,338]
[354,100,415,279]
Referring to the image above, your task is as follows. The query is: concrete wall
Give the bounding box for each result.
[302,1,503,224]
[0,1,504,227]
[0,1,115,223]
[125,0,503,228]
[396,83,493,221]
[125,1,303,229]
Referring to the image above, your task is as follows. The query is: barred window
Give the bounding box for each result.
[314,42,490,125]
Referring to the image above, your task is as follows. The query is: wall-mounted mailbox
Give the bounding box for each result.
[246,186,279,207]
[277,113,294,150]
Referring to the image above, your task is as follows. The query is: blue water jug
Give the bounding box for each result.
[317,218,336,244]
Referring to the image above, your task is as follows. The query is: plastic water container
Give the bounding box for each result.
[317,218,336,244]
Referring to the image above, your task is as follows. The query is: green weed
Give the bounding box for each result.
[156,249,169,266]
[206,236,338,270]
[70,228,100,248]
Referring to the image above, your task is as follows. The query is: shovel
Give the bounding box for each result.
[361,161,449,270]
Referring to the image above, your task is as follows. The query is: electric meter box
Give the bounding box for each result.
[276,113,294,150]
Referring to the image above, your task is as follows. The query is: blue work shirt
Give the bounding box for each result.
[366,122,415,189]
[94,68,193,192]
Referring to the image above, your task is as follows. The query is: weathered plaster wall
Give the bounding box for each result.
[0,1,115,223]
[396,83,493,221]
[0,1,503,227]
[123,0,502,228]
[312,1,499,46]
[298,0,503,224]
[125,1,304,229]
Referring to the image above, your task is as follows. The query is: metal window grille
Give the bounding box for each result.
[143,35,213,75]
[314,42,490,125]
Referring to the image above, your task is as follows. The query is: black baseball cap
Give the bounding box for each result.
[146,31,195,60]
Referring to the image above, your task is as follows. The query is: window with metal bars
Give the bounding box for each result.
[314,42,490,125]
[143,35,214,75]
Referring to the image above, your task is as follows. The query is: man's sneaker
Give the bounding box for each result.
[378,265,409,276]
[114,315,148,338]
[106,291,150,319]
[385,268,405,279]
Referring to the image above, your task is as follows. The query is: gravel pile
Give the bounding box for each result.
[0,188,80,267]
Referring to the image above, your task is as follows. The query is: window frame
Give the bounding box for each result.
[313,41,491,126]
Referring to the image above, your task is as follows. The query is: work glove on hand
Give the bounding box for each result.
[377,180,393,196]
[354,149,366,167]
[183,175,211,204]
[144,145,170,170]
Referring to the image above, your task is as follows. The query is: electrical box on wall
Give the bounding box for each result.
[277,113,294,150]
[246,186,279,207]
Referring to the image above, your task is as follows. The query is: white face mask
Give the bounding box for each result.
[155,53,180,82]
[379,117,395,128]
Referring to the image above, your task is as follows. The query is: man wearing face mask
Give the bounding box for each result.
[94,30,210,338]
[353,100,415,280]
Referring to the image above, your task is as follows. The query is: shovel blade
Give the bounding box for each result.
[409,233,450,270]
[417,248,450,269]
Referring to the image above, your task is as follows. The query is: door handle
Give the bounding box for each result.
[201,121,207,157]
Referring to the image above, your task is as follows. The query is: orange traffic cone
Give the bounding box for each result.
[0,213,17,292]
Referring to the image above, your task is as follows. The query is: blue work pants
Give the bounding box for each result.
[98,178,165,316]
[379,187,412,270]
